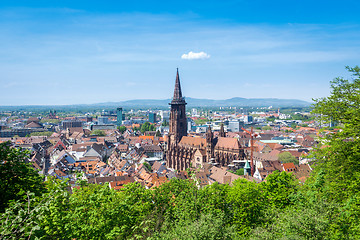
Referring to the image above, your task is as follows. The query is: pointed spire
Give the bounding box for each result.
[171,68,186,104]
[244,160,251,176]
[219,123,225,137]
[173,68,182,100]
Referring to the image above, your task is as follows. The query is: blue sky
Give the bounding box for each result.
[1,0,360,105]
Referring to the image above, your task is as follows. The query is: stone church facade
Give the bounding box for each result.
[166,69,246,170]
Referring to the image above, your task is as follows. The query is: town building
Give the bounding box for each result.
[166,69,247,170]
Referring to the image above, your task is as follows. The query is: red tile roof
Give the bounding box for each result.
[215,137,240,150]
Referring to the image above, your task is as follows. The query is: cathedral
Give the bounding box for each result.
[166,69,246,170]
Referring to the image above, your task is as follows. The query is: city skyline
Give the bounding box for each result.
[1,0,360,105]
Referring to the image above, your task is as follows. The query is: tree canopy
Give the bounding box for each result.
[0,142,45,212]
[278,152,298,165]
[140,122,156,133]
[30,131,53,137]
[91,129,106,136]
[118,125,127,134]
[311,66,360,202]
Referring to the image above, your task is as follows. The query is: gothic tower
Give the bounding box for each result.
[206,126,214,161]
[169,68,187,143]
[219,123,226,137]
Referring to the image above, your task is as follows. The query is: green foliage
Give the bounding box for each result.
[0,142,45,212]
[235,168,244,175]
[118,125,127,134]
[155,130,161,137]
[227,179,263,236]
[91,129,106,136]
[30,131,53,137]
[40,118,60,124]
[266,116,276,122]
[290,122,297,129]
[260,171,298,209]
[0,192,45,239]
[39,180,154,240]
[152,212,236,240]
[141,122,151,133]
[278,152,299,165]
[229,168,244,176]
[143,162,152,172]
[140,122,156,133]
[133,126,139,132]
[194,118,208,125]
[312,66,360,202]
[161,120,168,126]
[313,66,360,128]
[250,198,337,240]
[262,126,272,131]
[291,113,310,121]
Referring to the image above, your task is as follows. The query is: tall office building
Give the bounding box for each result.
[149,113,157,123]
[117,108,123,126]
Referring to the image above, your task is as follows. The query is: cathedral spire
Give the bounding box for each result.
[168,68,187,144]
[219,123,226,137]
[171,68,185,104]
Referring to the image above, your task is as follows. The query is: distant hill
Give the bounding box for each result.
[0,97,311,111]
[96,97,310,108]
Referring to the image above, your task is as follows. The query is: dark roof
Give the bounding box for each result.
[142,145,162,152]
[177,171,189,180]
[25,122,43,128]
[91,143,105,155]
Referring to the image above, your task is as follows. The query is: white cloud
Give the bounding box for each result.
[181,51,210,60]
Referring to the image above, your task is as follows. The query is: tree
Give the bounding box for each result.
[311,66,360,202]
[133,126,139,132]
[118,126,127,134]
[250,198,337,240]
[229,168,244,176]
[227,179,264,236]
[30,131,53,137]
[143,162,152,172]
[260,171,299,209]
[153,212,236,240]
[278,152,298,165]
[194,118,208,125]
[37,180,154,239]
[0,192,46,239]
[313,66,360,129]
[262,126,272,131]
[266,116,276,122]
[0,142,45,212]
[162,119,168,126]
[91,129,106,136]
[140,122,150,133]
[140,122,155,133]
[149,124,156,131]
[235,168,244,175]
[155,130,161,137]
[291,113,309,121]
